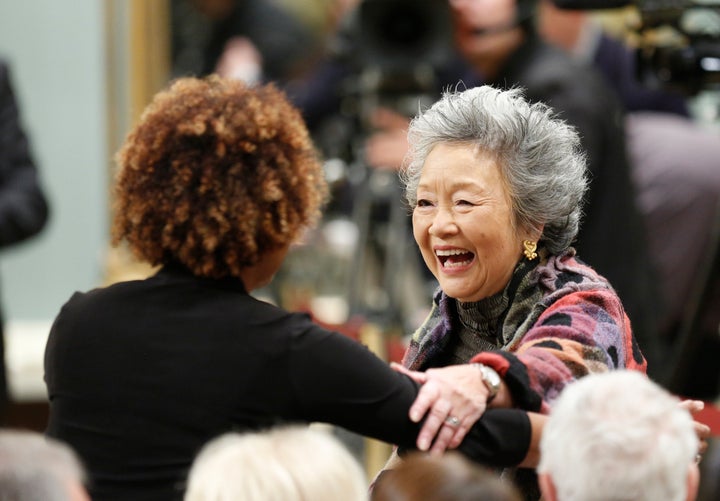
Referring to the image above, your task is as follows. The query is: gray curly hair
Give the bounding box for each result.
[402,85,587,253]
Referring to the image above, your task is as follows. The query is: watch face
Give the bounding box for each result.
[481,365,501,394]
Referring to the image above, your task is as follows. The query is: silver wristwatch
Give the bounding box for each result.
[474,363,501,401]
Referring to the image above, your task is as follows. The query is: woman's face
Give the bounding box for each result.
[412,143,525,302]
[450,0,518,48]
[449,0,524,75]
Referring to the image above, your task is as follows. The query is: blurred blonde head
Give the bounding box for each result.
[184,426,368,501]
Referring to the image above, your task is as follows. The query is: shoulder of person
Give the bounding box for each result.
[522,41,620,112]
[537,249,615,295]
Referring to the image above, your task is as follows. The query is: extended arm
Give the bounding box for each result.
[286,323,535,467]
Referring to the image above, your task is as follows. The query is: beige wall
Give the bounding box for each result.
[0,0,170,400]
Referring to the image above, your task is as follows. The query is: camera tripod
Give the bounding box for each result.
[344,160,427,332]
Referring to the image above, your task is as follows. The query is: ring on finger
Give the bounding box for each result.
[445,415,460,427]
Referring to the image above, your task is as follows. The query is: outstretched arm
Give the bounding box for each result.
[288,321,536,467]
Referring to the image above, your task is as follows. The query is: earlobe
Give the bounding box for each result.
[519,224,544,247]
[538,472,557,501]
[529,224,544,241]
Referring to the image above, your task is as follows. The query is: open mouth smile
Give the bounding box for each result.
[436,248,475,269]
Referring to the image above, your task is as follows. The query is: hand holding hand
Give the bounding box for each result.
[393,363,492,453]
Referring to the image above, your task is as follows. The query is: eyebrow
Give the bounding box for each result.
[417,179,486,192]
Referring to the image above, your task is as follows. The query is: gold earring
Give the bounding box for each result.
[523,240,538,260]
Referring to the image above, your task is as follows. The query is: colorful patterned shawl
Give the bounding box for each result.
[402,248,647,413]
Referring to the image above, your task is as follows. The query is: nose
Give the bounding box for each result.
[429,205,458,236]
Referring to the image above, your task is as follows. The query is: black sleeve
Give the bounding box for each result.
[286,324,531,467]
[455,408,531,467]
[0,61,49,247]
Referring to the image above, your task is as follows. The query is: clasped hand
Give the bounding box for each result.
[391,362,492,454]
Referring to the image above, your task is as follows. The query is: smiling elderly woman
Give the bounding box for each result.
[390,85,648,497]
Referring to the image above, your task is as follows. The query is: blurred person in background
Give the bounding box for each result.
[44,76,545,501]
[0,429,89,501]
[537,0,689,116]
[171,0,320,84]
[623,112,720,397]
[537,1,720,396]
[371,451,522,501]
[0,57,50,423]
[537,370,702,501]
[184,426,368,501]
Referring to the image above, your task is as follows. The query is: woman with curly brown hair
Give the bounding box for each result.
[43,76,542,501]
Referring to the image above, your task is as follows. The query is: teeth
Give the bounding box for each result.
[435,249,468,256]
[443,258,472,268]
[435,248,473,269]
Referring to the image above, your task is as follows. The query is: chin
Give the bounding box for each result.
[440,286,473,303]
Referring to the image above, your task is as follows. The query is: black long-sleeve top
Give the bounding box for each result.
[45,264,529,500]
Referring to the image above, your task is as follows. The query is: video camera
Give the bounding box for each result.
[352,0,452,73]
[333,0,452,120]
[554,0,720,94]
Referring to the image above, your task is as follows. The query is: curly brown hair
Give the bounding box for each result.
[112,76,328,278]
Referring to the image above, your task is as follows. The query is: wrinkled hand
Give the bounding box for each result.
[364,108,410,171]
[679,399,711,456]
[392,362,489,453]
